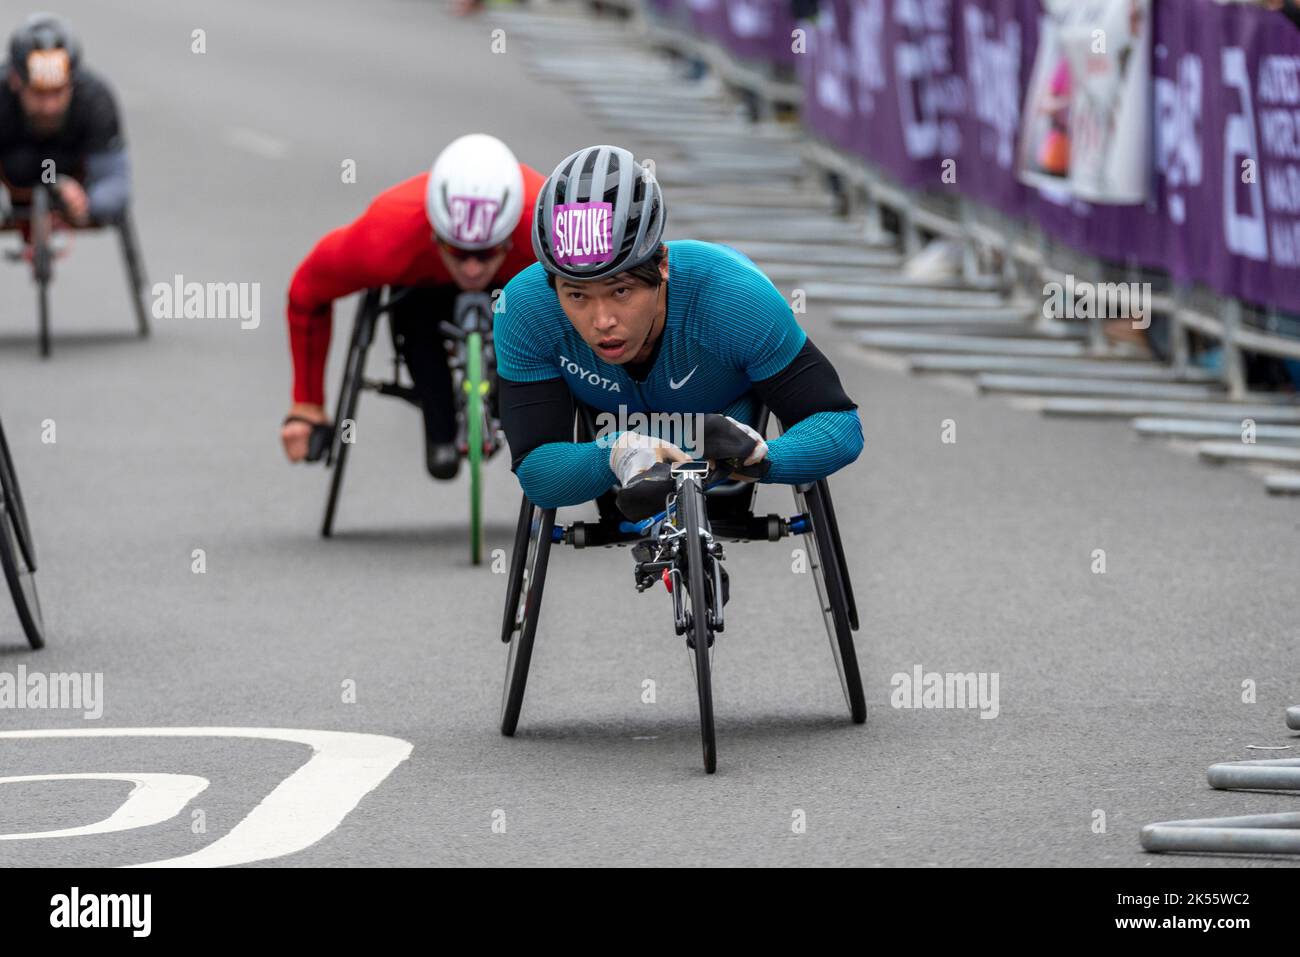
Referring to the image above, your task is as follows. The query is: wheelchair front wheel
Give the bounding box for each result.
[32,186,52,359]
[466,330,485,566]
[680,477,718,773]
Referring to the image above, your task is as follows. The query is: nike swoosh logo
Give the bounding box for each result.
[669,366,699,390]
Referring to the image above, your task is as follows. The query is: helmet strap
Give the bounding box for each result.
[638,280,667,359]
[622,280,661,364]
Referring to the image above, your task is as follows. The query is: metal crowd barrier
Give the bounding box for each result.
[1141,710,1300,856]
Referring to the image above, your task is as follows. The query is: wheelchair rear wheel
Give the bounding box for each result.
[320,291,379,538]
[117,211,151,339]
[794,480,866,723]
[0,420,44,649]
[500,496,555,735]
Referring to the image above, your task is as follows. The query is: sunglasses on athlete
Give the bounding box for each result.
[437,238,511,263]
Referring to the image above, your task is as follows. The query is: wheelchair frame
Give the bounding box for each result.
[318,286,503,564]
[2,183,150,357]
[497,402,864,773]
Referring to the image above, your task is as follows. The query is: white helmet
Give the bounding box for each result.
[426,133,525,250]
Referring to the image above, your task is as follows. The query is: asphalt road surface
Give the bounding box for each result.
[0,0,1296,867]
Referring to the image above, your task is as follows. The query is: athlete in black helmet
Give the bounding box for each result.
[1,13,129,225]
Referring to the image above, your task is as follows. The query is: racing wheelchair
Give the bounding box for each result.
[498,403,864,773]
[312,286,504,564]
[1,182,150,357]
[0,414,44,649]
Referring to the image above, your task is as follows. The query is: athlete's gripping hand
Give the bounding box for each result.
[281,403,330,463]
[54,177,90,226]
[701,414,769,482]
[610,432,692,522]
[608,431,692,486]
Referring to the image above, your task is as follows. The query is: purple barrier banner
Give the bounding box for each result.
[958,0,1033,214]
[685,0,798,67]
[796,0,861,154]
[798,0,966,187]
[795,0,1300,313]
[1160,3,1300,308]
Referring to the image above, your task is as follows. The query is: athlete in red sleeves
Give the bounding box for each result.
[281,134,545,478]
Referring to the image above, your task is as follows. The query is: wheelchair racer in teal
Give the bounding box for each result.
[493,144,864,519]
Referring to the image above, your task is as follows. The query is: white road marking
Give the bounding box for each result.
[0,773,208,840]
[224,126,290,159]
[0,727,413,867]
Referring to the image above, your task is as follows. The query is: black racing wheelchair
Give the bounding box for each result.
[0,414,44,649]
[498,404,864,773]
[313,286,503,564]
[1,182,150,357]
